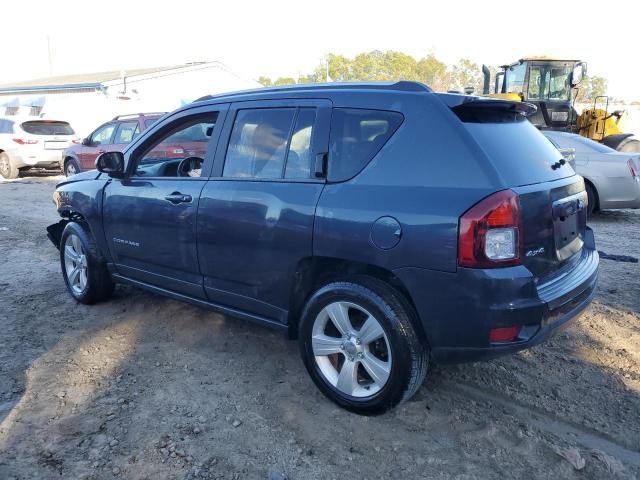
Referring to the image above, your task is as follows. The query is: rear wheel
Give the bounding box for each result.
[299,277,428,414]
[60,222,114,304]
[0,152,18,179]
[64,158,80,177]
[616,137,640,153]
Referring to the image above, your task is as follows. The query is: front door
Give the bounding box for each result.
[80,122,116,169]
[103,105,228,298]
[198,99,331,322]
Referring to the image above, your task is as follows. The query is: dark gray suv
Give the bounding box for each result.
[47,82,598,414]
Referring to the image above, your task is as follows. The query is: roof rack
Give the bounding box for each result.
[112,112,166,120]
[194,81,431,103]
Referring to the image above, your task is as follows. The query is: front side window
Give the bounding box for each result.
[505,62,526,94]
[114,121,140,144]
[328,108,403,182]
[133,113,218,178]
[527,64,572,101]
[223,108,296,179]
[91,124,116,145]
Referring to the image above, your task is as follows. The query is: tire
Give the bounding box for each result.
[585,182,597,217]
[60,222,114,304]
[0,152,19,179]
[616,137,640,153]
[299,276,429,415]
[64,158,81,177]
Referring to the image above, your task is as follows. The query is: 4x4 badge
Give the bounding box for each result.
[526,247,545,257]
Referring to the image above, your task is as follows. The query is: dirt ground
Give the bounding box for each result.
[0,175,639,480]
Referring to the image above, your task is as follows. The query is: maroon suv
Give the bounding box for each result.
[62,113,165,176]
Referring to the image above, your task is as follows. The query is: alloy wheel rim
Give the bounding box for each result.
[0,158,9,176]
[67,163,77,176]
[64,234,88,295]
[312,301,392,398]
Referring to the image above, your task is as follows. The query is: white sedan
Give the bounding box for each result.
[543,130,640,214]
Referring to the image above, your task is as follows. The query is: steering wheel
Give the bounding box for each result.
[177,156,204,177]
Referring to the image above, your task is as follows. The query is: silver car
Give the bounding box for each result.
[0,117,78,179]
[543,130,640,214]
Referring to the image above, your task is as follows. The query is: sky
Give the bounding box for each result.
[2,0,640,100]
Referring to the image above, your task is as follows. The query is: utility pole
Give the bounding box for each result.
[46,35,53,76]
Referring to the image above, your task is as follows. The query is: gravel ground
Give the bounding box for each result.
[0,175,639,480]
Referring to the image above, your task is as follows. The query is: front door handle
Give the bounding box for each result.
[165,192,192,204]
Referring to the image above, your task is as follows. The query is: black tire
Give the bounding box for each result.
[0,152,19,179]
[616,137,640,153]
[64,157,81,177]
[60,222,114,304]
[585,182,597,217]
[299,276,429,415]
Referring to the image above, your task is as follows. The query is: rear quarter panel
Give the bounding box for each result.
[314,92,501,273]
[579,153,640,208]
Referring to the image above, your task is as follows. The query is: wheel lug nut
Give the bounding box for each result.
[355,338,361,345]
[357,352,364,359]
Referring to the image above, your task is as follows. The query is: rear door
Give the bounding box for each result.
[197,99,331,322]
[102,104,228,298]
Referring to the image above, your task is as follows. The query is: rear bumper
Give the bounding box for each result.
[6,149,63,168]
[394,228,598,364]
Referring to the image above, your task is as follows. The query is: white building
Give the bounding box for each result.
[0,62,261,136]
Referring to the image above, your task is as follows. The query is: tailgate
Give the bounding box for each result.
[514,176,588,278]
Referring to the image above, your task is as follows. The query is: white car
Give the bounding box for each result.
[0,117,78,179]
[543,130,640,214]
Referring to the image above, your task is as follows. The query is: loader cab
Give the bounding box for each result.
[489,59,586,130]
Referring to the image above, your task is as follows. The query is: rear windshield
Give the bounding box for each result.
[20,121,75,135]
[545,132,615,154]
[460,114,574,185]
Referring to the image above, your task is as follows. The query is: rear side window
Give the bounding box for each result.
[20,121,74,135]
[328,108,403,181]
[223,108,296,179]
[0,119,14,134]
[145,118,159,129]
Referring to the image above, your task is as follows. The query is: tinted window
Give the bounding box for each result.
[0,119,14,134]
[462,116,575,185]
[114,121,139,144]
[223,108,296,179]
[135,114,218,177]
[91,124,116,145]
[20,121,74,135]
[285,108,316,179]
[328,108,403,181]
[145,118,159,129]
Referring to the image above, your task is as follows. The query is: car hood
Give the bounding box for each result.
[56,170,102,187]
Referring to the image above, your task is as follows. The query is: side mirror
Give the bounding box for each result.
[96,151,125,178]
[81,137,91,146]
[571,62,586,87]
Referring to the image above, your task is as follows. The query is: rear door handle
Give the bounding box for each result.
[165,192,192,204]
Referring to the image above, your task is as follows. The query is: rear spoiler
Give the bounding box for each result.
[446,98,537,123]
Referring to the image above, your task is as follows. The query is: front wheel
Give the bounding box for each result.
[585,183,597,217]
[64,158,80,177]
[60,222,114,304]
[299,277,428,414]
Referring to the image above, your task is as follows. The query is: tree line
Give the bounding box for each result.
[257,50,608,101]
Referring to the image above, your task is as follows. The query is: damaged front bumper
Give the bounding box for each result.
[46,220,68,249]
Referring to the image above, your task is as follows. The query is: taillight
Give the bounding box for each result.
[628,159,639,181]
[12,138,38,145]
[458,189,522,268]
[489,326,522,343]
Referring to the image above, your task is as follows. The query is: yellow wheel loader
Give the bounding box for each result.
[481,58,640,152]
